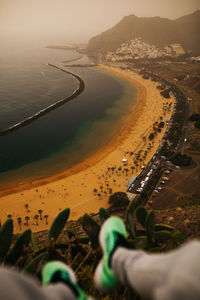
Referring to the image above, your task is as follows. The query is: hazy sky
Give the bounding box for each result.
[0,0,199,44]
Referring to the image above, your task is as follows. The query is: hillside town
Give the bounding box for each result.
[106,37,185,62]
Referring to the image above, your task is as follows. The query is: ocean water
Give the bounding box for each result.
[0,43,137,187]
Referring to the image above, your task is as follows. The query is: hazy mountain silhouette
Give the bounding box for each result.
[87,10,200,55]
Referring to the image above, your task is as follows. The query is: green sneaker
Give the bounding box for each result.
[94,216,129,292]
[42,261,90,300]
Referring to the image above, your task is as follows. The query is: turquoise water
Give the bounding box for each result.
[0,45,137,186]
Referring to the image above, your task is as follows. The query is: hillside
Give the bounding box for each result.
[87,10,200,55]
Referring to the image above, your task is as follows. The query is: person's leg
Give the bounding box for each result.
[0,266,76,300]
[94,216,130,292]
[94,216,200,300]
[112,241,200,299]
[0,262,91,300]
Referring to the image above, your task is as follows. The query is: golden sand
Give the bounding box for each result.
[0,66,174,233]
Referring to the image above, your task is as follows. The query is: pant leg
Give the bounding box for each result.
[0,267,77,300]
[112,241,200,300]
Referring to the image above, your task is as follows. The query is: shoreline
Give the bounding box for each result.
[0,66,174,232]
[0,65,144,197]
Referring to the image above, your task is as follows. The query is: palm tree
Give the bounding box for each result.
[124,168,129,176]
[34,214,39,226]
[111,167,115,174]
[97,193,102,199]
[93,188,97,194]
[17,217,22,230]
[139,158,143,166]
[38,209,43,220]
[131,166,135,174]
[44,215,49,225]
[24,204,29,212]
[25,216,30,226]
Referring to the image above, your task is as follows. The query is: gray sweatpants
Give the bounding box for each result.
[0,268,76,300]
[112,240,200,299]
[0,241,200,299]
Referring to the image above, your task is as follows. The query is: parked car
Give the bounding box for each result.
[147,170,153,176]
[165,170,170,174]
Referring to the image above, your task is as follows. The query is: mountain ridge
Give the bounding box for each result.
[87,10,200,55]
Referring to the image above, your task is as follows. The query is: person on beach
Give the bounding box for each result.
[0,216,200,300]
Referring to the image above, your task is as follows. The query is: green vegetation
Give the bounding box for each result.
[160,89,170,98]
[149,133,155,140]
[135,206,147,228]
[195,120,200,129]
[0,203,189,299]
[159,121,165,128]
[126,200,136,238]
[80,213,100,249]
[99,208,110,224]
[48,208,70,241]
[170,152,192,166]
[189,113,200,122]
[0,219,13,262]
[145,210,155,246]
[189,114,200,130]
[5,229,32,265]
[109,191,129,207]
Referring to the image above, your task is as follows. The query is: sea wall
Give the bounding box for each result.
[0,65,85,136]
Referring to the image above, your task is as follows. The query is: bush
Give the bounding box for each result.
[170,152,192,166]
[160,90,170,98]
[189,114,200,122]
[159,121,165,128]
[149,133,155,140]
[109,192,129,207]
[194,120,200,129]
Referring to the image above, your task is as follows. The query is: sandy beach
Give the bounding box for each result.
[0,65,174,233]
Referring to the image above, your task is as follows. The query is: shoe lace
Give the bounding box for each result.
[108,232,130,268]
[51,271,79,297]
